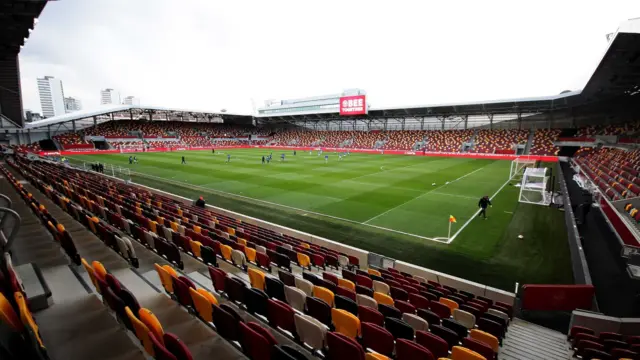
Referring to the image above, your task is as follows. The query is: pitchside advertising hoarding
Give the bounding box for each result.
[339,95,367,116]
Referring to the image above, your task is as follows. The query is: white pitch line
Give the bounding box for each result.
[363,166,488,224]
[127,169,451,243]
[446,177,513,244]
[429,192,477,200]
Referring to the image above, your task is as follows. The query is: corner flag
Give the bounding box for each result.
[449,215,457,223]
[448,215,456,240]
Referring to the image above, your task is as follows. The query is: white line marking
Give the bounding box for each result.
[125,169,451,243]
[446,178,512,244]
[504,211,514,214]
[429,192,477,200]
[363,166,488,224]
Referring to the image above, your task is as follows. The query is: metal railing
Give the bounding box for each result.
[0,194,21,252]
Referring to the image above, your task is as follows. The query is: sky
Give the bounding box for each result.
[19,0,640,116]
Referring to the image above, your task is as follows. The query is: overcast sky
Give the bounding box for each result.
[19,0,639,115]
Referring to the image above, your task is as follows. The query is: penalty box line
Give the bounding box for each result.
[127,170,450,244]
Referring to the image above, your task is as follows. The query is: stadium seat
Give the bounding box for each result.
[326,332,365,360]
[265,277,286,302]
[306,297,333,328]
[416,330,450,359]
[245,288,269,318]
[374,292,394,306]
[295,278,314,297]
[450,346,485,360]
[239,322,276,360]
[332,308,361,338]
[431,324,460,349]
[443,318,468,339]
[294,313,327,350]
[357,285,374,297]
[361,322,395,356]
[430,301,452,319]
[248,268,266,290]
[339,278,356,291]
[357,294,378,309]
[409,293,431,311]
[189,288,215,322]
[163,333,193,360]
[225,277,247,305]
[213,304,241,341]
[126,307,154,355]
[395,339,435,360]
[335,295,359,316]
[149,332,176,360]
[373,280,390,295]
[395,300,416,314]
[284,286,307,312]
[463,337,496,360]
[336,285,357,301]
[469,329,499,353]
[358,305,385,327]
[313,286,335,307]
[402,312,429,332]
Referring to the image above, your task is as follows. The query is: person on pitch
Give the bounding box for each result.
[478,195,492,219]
[181,156,186,164]
[262,155,265,164]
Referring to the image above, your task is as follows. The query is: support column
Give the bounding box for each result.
[72,120,77,133]
[420,117,425,130]
[47,125,51,139]
[27,129,31,144]
[93,116,97,127]
[517,113,522,130]
[129,109,133,121]
[488,114,494,130]
[464,115,468,130]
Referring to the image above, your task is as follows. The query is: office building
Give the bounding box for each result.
[122,96,139,106]
[100,88,120,105]
[64,97,82,113]
[37,76,65,118]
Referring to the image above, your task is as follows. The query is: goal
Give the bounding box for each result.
[509,158,537,181]
[519,167,552,206]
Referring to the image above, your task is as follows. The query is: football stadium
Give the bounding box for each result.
[1,2,640,360]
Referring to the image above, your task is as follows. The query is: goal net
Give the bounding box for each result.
[509,158,537,181]
[519,167,552,206]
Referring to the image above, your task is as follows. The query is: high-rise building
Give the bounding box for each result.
[24,110,43,123]
[100,88,120,105]
[122,96,139,106]
[64,97,82,113]
[37,76,65,118]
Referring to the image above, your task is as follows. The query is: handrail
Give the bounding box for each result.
[0,208,20,252]
[0,194,12,209]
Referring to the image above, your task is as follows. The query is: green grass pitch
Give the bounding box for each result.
[69,149,573,290]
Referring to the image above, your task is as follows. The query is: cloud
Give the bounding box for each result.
[19,0,640,115]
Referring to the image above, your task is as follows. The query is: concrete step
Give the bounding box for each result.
[500,318,571,360]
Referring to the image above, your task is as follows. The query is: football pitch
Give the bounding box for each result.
[69,149,573,290]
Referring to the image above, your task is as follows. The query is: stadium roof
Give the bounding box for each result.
[0,0,47,58]
[24,104,252,130]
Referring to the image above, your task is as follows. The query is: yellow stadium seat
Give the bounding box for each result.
[170,221,179,232]
[82,258,100,293]
[194,225,201,234]
[149,221,158,234]
[156,216,164,226]
[0,292,22,331]
[368,269,382,277]
[154,263,175,294]
[238,238,247,246]
[126,307,154,356]
[177,209,183,216]
[301,243,310,249]
[338,278,355,291]
[227,227,235,236]
[190,240,202,258]
[440,298,459,312]
[15,292,43,347]
[373,292,394,306]
[221,245,233,261]
[450,346,486,360]
[314,286,335,307]
[138,308,164,344]
[92,261,107,282]
[331,308,361,339]
[245,247,257,262]
[366,353,390,360]
[248,268,266,291]
[189,288,216,322]
[297,253,311,269]
[469,329,499,352]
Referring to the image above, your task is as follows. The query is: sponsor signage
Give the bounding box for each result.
[339,95,367,116]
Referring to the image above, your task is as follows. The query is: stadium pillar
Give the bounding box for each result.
[401,118,405,130]
[129,109,133,121]
[517,113,522,130]
[72,120,76,133]
[47,125,51,139]
[26,129,31,144]
[420,117,425,130]
[463,115,468,130]
[488,114,494,130]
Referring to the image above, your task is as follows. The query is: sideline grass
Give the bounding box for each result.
[69,150,573,290]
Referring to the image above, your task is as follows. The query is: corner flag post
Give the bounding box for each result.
[448,215,457,239]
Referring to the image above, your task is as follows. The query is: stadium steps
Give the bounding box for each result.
[0,177,69,268]
[499,318,571,360]
[524,130,534,154]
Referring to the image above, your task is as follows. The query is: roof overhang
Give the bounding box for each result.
[0,0,47,59]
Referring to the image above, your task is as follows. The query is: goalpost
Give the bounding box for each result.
[519,167,552,206]
[509,157,537,181]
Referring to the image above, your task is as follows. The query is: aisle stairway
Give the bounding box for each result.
[0,170,147,360]
[499,318,571,360]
